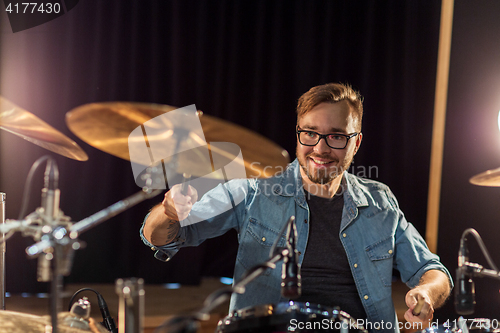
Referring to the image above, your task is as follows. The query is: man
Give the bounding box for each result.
[141,83,452,332]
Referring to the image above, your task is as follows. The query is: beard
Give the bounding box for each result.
[297,150,353,185]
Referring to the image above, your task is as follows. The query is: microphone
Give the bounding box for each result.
[41,159,60,222]
[281,217,301,299]
[97,293,118,333]
[38,159,60,282]
[455,237,476,315]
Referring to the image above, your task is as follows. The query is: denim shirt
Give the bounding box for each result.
[140,159,452,332]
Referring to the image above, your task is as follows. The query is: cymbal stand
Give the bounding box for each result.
[115,278,144,333]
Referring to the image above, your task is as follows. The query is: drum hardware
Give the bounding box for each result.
[216,302,368,333]
[68,288,118,333]
[0,96,88,161]
[115,278,145,333]
[154,217,304,333]
[0,157,162,332]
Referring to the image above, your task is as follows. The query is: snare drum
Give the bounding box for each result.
[216,302,368,333]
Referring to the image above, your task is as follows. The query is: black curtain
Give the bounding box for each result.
[2,0,469,318]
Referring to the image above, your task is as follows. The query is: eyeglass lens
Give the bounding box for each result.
[298,131,348,149]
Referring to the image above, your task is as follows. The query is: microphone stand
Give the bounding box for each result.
[0,157,162,333]
[24,186,162,333]
[461,262,500,280]
[455,228,500,316]
[154,248,290,333]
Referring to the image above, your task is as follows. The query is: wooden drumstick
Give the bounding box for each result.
[412,297,425,316]
[180,173,191,195]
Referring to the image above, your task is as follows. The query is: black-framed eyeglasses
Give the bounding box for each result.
[296,127,359,149]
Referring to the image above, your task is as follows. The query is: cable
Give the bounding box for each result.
[18,155,53,220]
[461,228,499,272]
[68,288,118,333]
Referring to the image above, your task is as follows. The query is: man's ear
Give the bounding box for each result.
[354,132,363,155]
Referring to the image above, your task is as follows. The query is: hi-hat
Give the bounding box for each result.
[66,102,290,178]
[0,97,88,161]
[470,167,500,187]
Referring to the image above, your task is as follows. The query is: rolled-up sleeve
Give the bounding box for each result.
[140,214,187,262]
[139,179,251,262]
[394,214,453,289]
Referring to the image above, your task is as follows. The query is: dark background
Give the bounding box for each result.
[1,0,500,323]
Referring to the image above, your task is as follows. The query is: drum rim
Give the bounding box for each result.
[218,301,367,333]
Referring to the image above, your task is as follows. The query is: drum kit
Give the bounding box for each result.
[1,95,500,333]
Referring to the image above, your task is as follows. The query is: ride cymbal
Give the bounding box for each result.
[0,97,88,161]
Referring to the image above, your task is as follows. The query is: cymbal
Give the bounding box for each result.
[0,310,107,332]
[0,97,88,161]
[66,102,290,178]
[470,167,500,186]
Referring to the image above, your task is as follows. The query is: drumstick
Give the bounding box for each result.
[412,296,425,316]
[180,173,191,195]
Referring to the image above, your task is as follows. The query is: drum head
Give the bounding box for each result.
[217,302,367,333]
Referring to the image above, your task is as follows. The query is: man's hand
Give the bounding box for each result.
[405,287,434,326]
[404,270,451,327]
[163,183,198,221]
[143,183,198,246]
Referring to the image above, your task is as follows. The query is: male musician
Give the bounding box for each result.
[141,83,452,332]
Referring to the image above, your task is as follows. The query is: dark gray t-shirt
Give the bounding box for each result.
[296,190,367,321]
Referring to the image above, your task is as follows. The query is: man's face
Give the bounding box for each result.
[296,101,362,185]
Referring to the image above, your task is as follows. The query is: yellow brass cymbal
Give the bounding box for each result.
[66,102,290,178]
[0,310,108,332]
[0,97,88,161]
[470,167,500,187]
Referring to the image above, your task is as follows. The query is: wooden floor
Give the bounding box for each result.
[1,278,412,333]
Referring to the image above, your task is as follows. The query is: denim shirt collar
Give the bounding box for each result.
[273,159,307,208]
[272,159,369,210]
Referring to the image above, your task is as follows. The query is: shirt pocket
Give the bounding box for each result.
[237,217,286,276]
[365,236,395,287]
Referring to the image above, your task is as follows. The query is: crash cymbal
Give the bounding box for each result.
[66,102,290,178]
[0,97,88,161]
[470,167,500,187]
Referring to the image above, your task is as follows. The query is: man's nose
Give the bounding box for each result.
[314,137,331,154]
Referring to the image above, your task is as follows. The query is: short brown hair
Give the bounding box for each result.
[296,83,364,131]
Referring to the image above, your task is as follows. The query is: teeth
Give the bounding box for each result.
[311,158,331,165]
